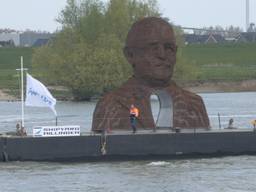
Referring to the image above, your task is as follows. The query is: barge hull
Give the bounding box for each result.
[1,135,101,162]
[1,130,256,162]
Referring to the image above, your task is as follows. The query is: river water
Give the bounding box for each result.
[1,92,256,192]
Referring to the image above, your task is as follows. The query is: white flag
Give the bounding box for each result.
[25,73,57,116]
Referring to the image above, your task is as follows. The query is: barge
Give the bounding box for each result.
[1,128,256,162]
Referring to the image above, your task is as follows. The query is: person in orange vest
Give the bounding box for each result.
[130,104,139,133]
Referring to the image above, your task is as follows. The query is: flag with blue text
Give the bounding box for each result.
[25,73,57,115]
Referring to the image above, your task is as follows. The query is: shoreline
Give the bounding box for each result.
[183,79,256,94]
[1,80,256,101]
[0,89,16,101]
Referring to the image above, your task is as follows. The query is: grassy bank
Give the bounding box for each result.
[0,47,33,93]
[1,43,256,98]
[182,43,256,81]
[0,47,72,98]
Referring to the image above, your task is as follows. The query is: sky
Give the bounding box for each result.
[0,0,255,32]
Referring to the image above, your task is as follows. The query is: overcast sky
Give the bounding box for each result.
[0,0,255,32]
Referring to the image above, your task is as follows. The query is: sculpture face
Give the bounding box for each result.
[125,21,177,86]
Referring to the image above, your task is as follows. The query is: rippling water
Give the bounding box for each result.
[1,156,256,192]
[1,92,256,192]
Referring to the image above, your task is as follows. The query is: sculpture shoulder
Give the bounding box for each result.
[98,77,149,104]
[98,82,135,104]
[94,90,123,112]
[169,83,210,128]
[93,78,138,116]
[183,89,204,102]
[171,84,204,103]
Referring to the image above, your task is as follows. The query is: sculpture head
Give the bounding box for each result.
[124,17,177,87]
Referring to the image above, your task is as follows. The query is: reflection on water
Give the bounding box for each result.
[1,92,256,191]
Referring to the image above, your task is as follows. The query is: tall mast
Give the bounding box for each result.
[21,56,24,127]
[16,56,27,128]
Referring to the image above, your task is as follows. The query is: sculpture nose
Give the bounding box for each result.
[156,44,166,60]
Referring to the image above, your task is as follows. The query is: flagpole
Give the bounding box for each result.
[16,56,27,128]
[21,56,25,128]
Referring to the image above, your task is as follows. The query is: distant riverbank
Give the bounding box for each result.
[1,80,256,101]
[184,79,256,93]
[0,89,16,101]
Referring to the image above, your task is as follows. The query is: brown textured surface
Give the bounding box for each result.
[92,17,210,131]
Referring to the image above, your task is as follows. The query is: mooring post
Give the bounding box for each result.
[55,116,58,126]
[218,113,221,129]
[2,137,9,162]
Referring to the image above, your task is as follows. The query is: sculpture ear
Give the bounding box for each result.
[123,47,135,65]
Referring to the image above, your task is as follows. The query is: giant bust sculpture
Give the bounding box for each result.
[92,17,210,131]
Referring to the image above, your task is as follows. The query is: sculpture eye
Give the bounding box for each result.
[164,43,176,52]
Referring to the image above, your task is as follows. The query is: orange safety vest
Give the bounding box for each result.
[130,107,139,117]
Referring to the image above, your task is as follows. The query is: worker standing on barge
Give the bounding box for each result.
[130,104,139,133]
